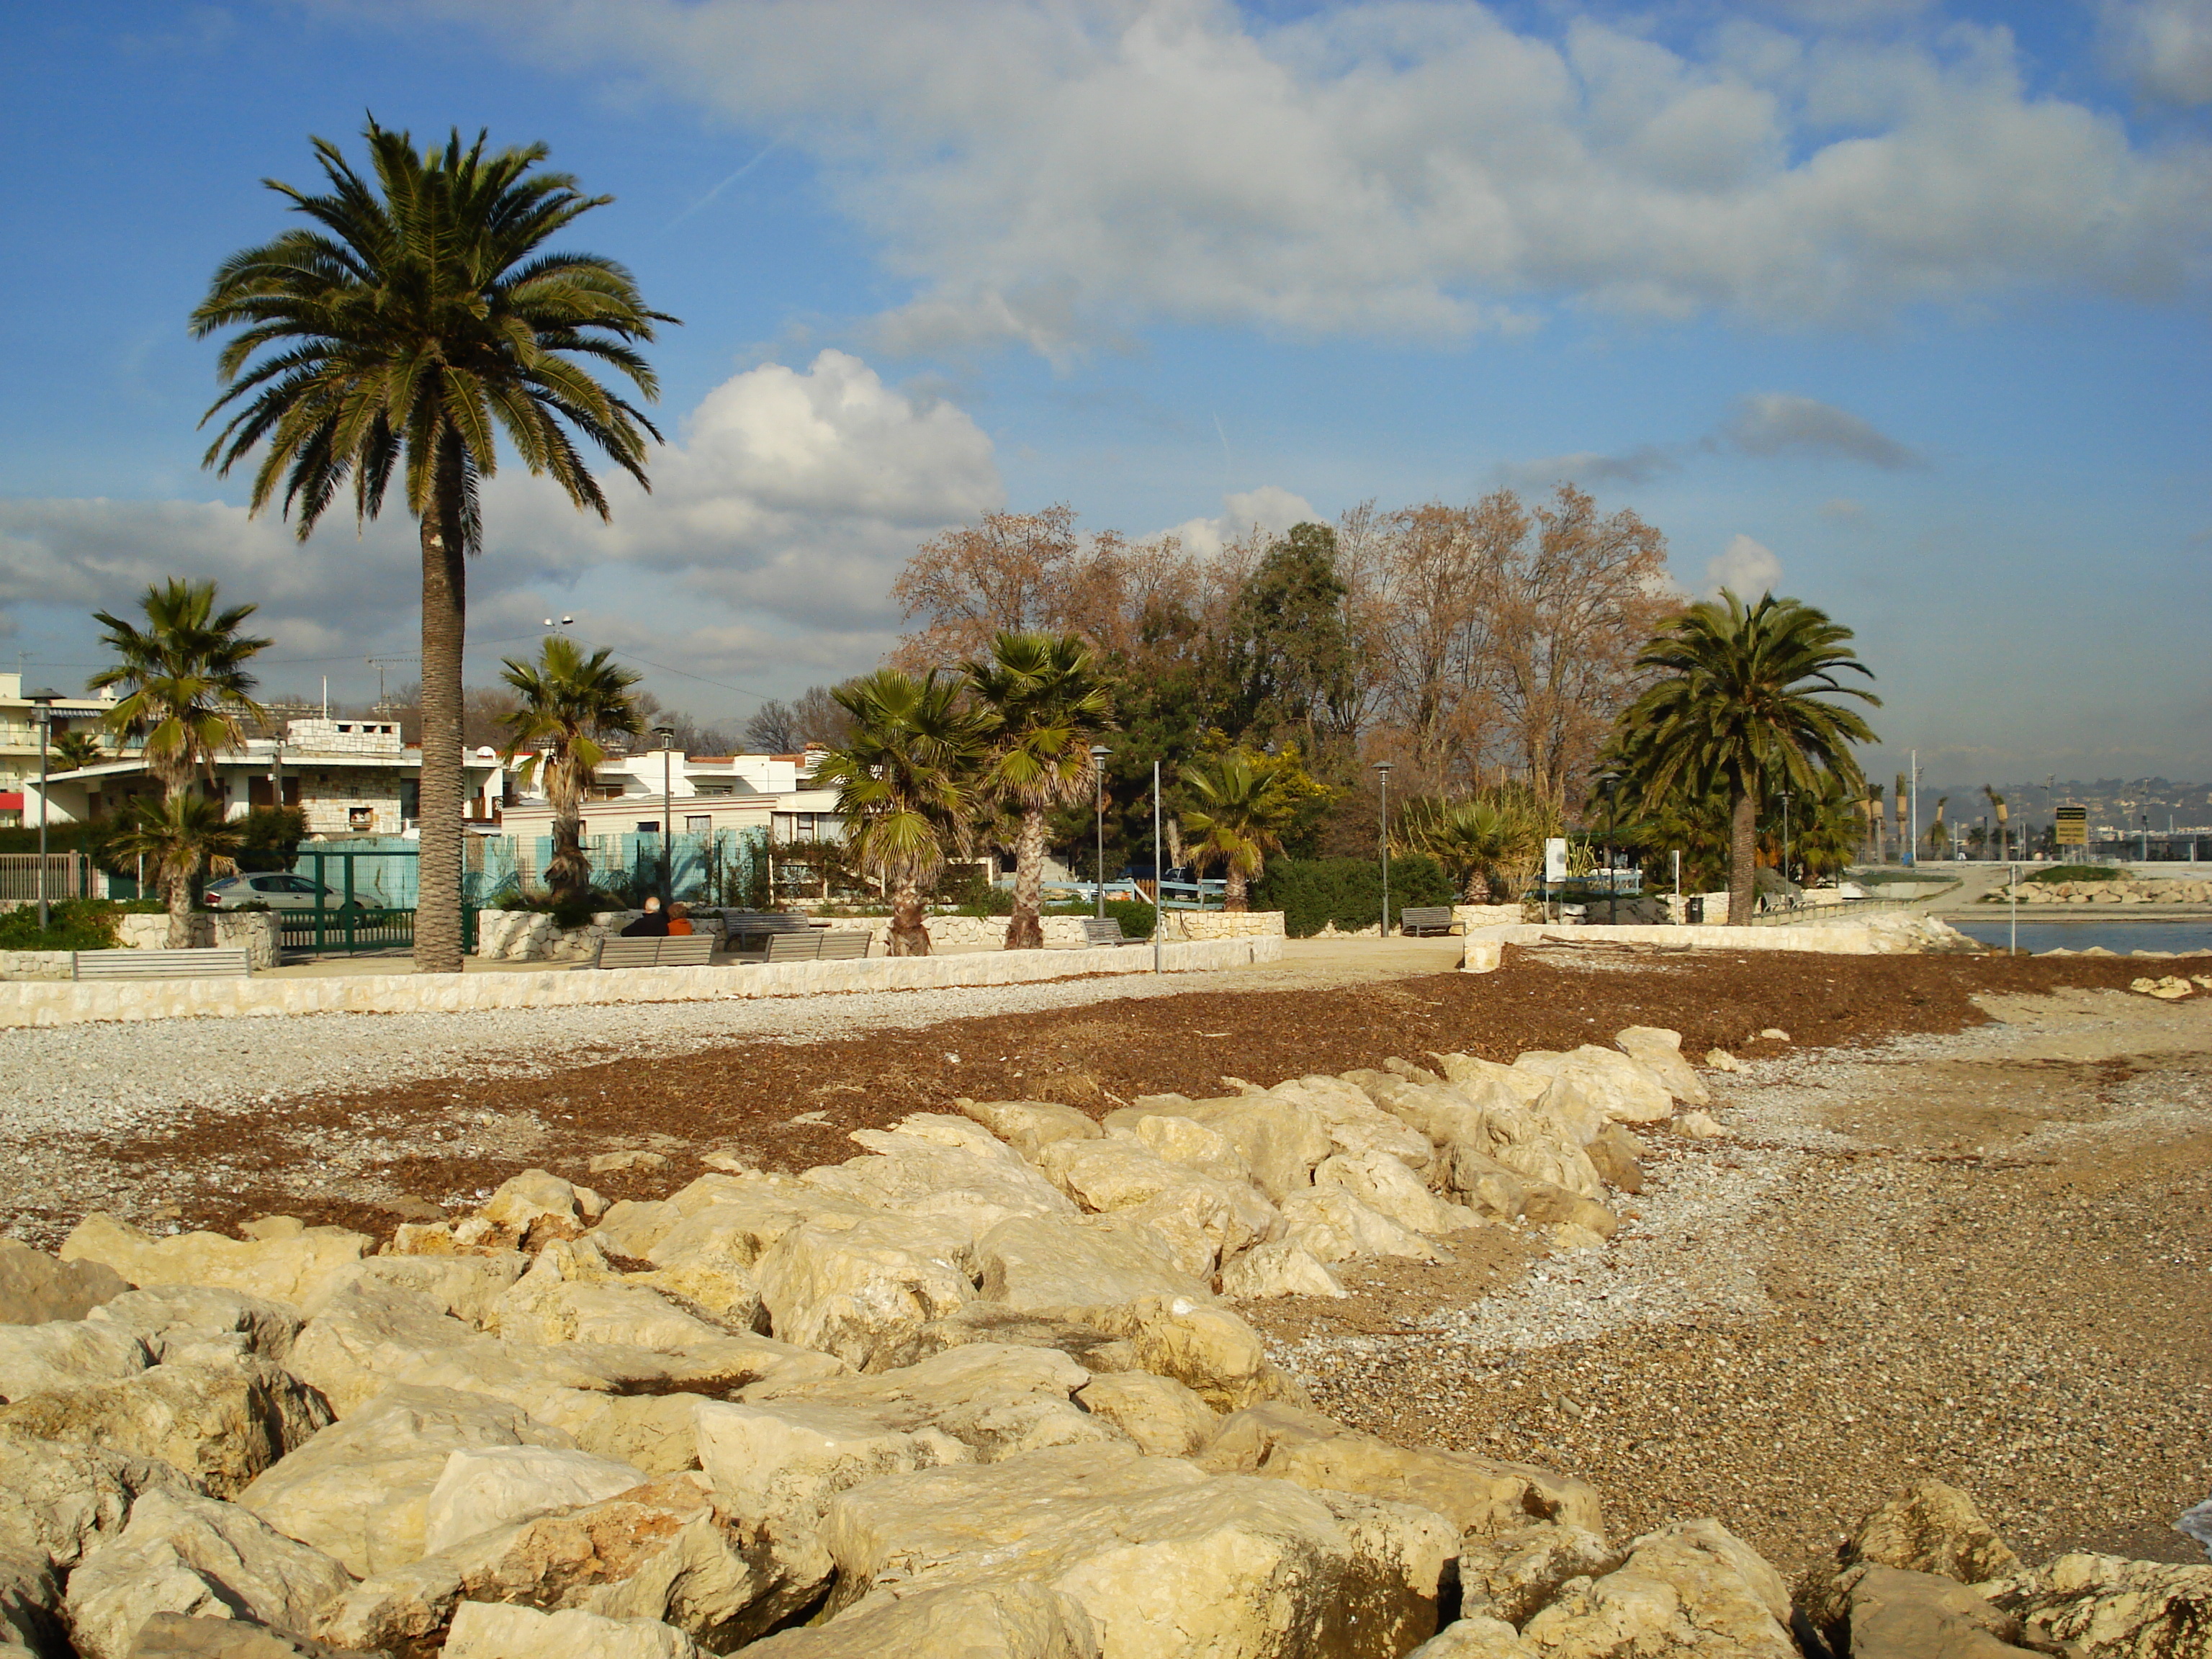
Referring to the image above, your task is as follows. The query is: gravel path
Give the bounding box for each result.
[1267,989,2212,1583]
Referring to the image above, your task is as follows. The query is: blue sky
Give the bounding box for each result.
[1,0,2207,783]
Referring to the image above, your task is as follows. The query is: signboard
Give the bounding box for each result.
[1544,837,1568,883]
[2055,806,2088,848]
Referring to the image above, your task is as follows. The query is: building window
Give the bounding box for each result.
[685,815,711,835]
[637,821,660,834]
[349,806,374,830]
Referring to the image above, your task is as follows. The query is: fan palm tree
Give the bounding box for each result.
[1928,797,1950,857]
[109,793,246,948]
[965,631,1112,950]
[89,578,271,799]
[1982,784,2010,861]
[1180,749,1300,912]
[1608,590,1879,925]
[1397,785,1559,904]
[191,119,673,974]
[814,670,986,956]
[48,731,106,773]
[498,637,642,911]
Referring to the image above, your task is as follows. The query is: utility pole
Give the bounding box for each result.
[1372,760,1393,938]
[1152,759,1162,976]
[27,691,60,932]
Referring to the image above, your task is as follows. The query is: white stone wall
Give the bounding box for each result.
[113,911,279,968]
[1450,904,1524,931]
[0,932,1284,1027]
[1158,909,1284,941]
[0,950,73,981]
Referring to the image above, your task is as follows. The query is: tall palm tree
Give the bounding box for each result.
[814,670,986,956]
[498,637,642,911]
[1396,785,1559,904]
[1928,796,1950,857]
[1609,590,1879,925]
[89,578,271,798]
[965,631,1112,950]
[1982,784,2010,861]
[1180,749,1299,912]
[191,120,673,973]
[109,794,246,949]
[48,731,106,773]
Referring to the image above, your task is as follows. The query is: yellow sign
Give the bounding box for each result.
[2055,806,2088,848]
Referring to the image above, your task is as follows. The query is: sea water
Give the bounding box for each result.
[1950,919,2212,956]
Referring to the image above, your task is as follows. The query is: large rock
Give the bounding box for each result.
[588,1201,681,1262]
[909,1306,1137,1375]
[1313,1151,1480,1238]
[0,1321,150,1401]
[0,1430,202,1570]
[1035,1140,1276,1267]
[59,1216,372,1310]
[1219,1242,1346,1300]
[745,1342,1122,1463]
[0,1358,331,1498]
[318,1473,809,1655]
[64,1491,353,1659]
[0,1241,127,1326]
[753,1211,974,1372]
[1509,1048,1674,1127]
[477,1169,608,1248]
[957,1099,1102,1164]
[1582,1125,1647,1196]
[1198,1403,1604,1539]
[1403,1618,1537,1658]
[1139,1094,1332,1203]
[1456,1522,1620,1625]
[816,1441,1453,1659]
[694,1400,970,1522]
[0,1544,60,1658]
[1516,1519,1794,1658]
[440,1601,700,1659]
[301,1254,527,1326]
[1274,1190,1442,1264]
[1085,1298,1303,1411]
[490,1244,748,1349]
[1256,1076,1434,1175]
[421,1445,647,1555]
[742,1581,1100,1659]
[974,1216,1212,1323]
[647,1181,876,1271]
[237,1385,580,1578]
[800,1115,1078,1245]
[1099,1112,1255,1188]
[1072,1372,1218,1458]
[1355,1069,1604,1204]
[1614,1028,1712,1107]
[1998,1552,2212,1659]
[1843,1565,2041,1658]
[89,1288,303,1367]
[125,1612,379,1659]
[1803,1480,2024,1627]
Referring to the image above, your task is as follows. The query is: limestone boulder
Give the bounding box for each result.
[0,1321,150,1401]
[1582,1125,1647,1196]
[974,1215,1212,1323]
[440,1602,700,1659]
[1087,1298,1303,1411]
[1403,1615,1537,1657]
[754,1211,974,1372]
[64,1490,353,1659]
[491,1246,748,1349]
[909,1305,1138,1374]
[1072,1372,1218,1459]
[238,1385,577,1579]
[1100,1112,1254,1188]
[0,1358,331,1499]
[1456,1522,1620,1625]
[301,1254,526,1326]
[1258,1076,1434,1175]
[88,1288,303,1366]
[746,1342,1121,1463]
[1197,1404,1604,1539]
[1614,1027,1712,1107]
[1314,1151,1480,1238]
[1843,1565,2040,1658]
[1436,1148,1530,1224]
[958,1099,1103,1164]
[0,1544,61,1659]
[477,1169,608,1248]
[0,1430,202,1570]
[1413,1053,1550,1107]
[817,1441,1452,1659]
[1357,1069,1604,1203]
[1035,1139,1276,1264]
[1516,1184,1619,1239]
[0,1240,127,1326]
[694,1399,970,1522]
[1517,1519,1794,1659]
[588,1200,682,1262]
[1509,1048,1673,1126]
[320,1473,815,1655]
[1219,1242,1345,1300]
[801,1115,1078,1245]
[421,1445,647,1555]
[1142,1094,1333,1203]
[741,1581,1100,1659]
[1275,1189,1442,1264]
[125,1612,379,1659]
[59,1215,372,1310]
[1847,1480,2023,1587]
[1998,1552,2212,1659]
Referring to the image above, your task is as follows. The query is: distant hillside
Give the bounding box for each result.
[1915,779,2212,837]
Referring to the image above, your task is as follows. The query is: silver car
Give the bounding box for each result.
[203,873,361,912]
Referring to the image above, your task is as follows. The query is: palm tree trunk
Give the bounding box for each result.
[414,433,467,974]
[548,760,588,907]
[1727,787,1757,926]
[164,862,194,950]
[888,876,931,956]
[1225,863,1249,912]
[1004,807,1046,950]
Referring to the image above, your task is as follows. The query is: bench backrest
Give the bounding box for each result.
[814,930,870,961]
[1400,907,1454,925]
[595,933,719,969]
[1080,917,1128,945]
[657,933,715,966]
[721,912,817,932]
[764,930,824,962]
[74,947,252,981]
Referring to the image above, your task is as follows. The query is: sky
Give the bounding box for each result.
[0,0,2207,785]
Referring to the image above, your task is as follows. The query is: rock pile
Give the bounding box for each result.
[1997,878,2212,906]
[0,1027,2199,1658]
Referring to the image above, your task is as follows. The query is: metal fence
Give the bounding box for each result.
[467,827,768,908]
[0,854,104,904]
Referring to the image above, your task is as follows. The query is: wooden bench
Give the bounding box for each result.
[73,947,252,981]
[592,934,716,969]
[815,930,870,961]
[1080,917,1141,947]
[1398,906,1462,938]
[720,913,819,954]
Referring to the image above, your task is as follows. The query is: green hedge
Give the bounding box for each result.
[1252,855,1455,938]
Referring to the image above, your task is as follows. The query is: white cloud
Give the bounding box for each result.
[433,0,2212,353]
[2103,0,2212,105]
[0,350,1002,700]
[1705,533,1784,596]
[1165,485,1318,560]
[1724,393,1923,468]
[1494,446,1682,491]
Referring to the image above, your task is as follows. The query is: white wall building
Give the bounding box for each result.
[495,747,843,843]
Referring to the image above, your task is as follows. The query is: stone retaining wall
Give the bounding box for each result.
[1158,909,1284,941]
[0,932,1282,1028]
[0,950,74,981]
[114,911,281,968]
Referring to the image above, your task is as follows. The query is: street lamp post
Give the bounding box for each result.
[1372,760,1393,938]
[27,691,61,933]
[1780,789,1793,894]
[1151,759,1162,976]
[655,727,677,901]
[1090,746,1112,919]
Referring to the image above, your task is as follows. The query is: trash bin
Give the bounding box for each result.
[1685,896,1704,925]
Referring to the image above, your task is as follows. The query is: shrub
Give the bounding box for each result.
[2027,864,2125,884]
[1252,855,1455,938]
[0,897,132,951]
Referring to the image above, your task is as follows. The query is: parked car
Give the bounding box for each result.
[203,873,364,912]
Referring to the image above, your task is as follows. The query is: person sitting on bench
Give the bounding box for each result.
[665,902,695,937]
[621,896,670,938]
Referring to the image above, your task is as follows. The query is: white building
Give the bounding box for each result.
[0,673,123,824]
[494,747,843,844]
